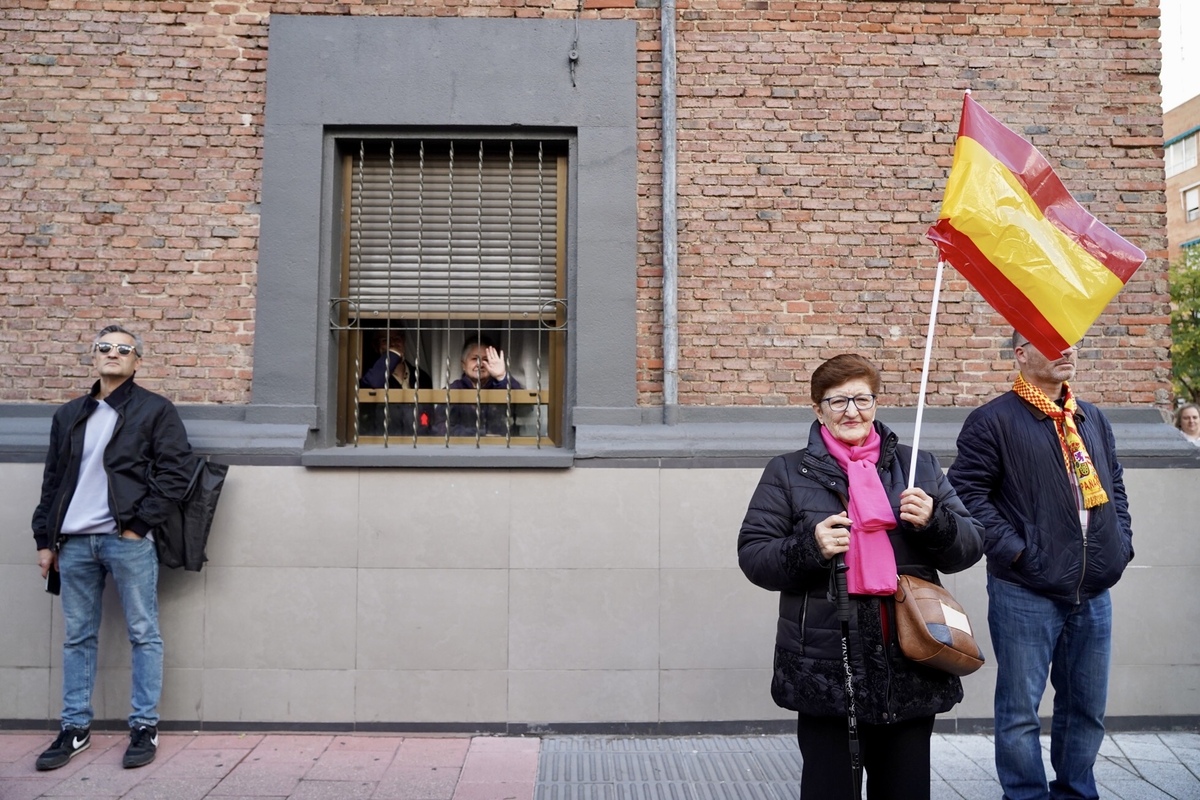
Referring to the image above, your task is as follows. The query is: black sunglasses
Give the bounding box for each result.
[94,343,137,356]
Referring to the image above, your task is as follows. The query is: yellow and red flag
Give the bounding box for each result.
[926,93,1145,358]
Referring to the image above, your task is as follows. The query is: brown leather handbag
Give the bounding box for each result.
[893,574,985,676]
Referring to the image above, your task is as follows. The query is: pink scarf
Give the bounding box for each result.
[820,425,898,596]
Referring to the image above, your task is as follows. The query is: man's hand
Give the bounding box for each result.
[37,548,56,580]
[482,346,507,381]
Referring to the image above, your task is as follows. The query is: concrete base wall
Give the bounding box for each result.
[2,464,1196,729]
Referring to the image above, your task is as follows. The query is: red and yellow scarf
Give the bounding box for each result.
[1013,373,1108,509]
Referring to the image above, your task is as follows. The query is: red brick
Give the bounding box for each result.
[0,0,1171,410]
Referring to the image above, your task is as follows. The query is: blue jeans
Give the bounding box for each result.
[987,574,1111,800]
[57,533,162,730]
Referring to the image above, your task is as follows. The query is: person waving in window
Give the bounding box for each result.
[434,335,522,437]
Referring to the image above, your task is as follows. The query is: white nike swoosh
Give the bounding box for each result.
[150,734,158,746]
[72,735,87,749]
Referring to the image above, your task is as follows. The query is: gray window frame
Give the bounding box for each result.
[255,16,638,466]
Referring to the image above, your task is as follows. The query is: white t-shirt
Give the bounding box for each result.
[60,400,119,535]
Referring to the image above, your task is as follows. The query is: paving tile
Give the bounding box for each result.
[1096,778,1176,800]
[930,745,994,781]
[184,734,265,751]
[208,761,312,796]
[934,779,1002,800]
[0,736,117,780]
[451,780,535,800]
[329,736,405,754]
[466,737,539,754]
[935,732,996,762]
[373,765,460,800]
[929,780,958,800]
[692,781,780,800]
[307,751,394,782]
[1131,760,1200,795]
[392,739,471,768]
[613,783,698,800]
[1110,734,1181,763]
[246,735,335,764]
[120,776,224,800]
[460,751,538,783]
[748,752,802,782]
[151,748,247,779]
[538,752,613,782]
[535,786,615,800]
[41,760,150,796]
[0,778,64,800]
[290,779,379,800]
[0,731,1195,799]
[1095,758,1144,781]
[0,735,47,764]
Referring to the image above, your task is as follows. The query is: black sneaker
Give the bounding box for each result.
[122,725,158,768]
[35,727,90,771]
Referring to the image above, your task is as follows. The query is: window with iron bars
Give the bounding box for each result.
[333,138,568,447]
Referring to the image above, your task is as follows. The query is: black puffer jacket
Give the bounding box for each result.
[32,377,194,551]
[738,420,984,724]
[947,391,1133,603]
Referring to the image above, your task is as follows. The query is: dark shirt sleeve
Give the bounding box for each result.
[737,455,827,592]
[132,402,195,536]
[360,352,401,389]
[947,412,1025,569]
[31,409,67,550]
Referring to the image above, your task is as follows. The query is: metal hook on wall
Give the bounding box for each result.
[569,0,584,86]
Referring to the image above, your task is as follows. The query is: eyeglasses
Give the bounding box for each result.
[94,343,137,356]
[820,394,877,413]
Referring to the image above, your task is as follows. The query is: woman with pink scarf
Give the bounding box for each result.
[738,354,983,800]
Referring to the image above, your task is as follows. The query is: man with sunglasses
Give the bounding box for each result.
[31,325,194,771]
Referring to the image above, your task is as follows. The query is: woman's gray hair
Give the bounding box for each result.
[94,324,144,357]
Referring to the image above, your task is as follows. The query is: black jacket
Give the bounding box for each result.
[947,390,1133,603]
[32,377,194,551]
[738,420,984,723]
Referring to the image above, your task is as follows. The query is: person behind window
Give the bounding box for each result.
[737,353,983,799]
[358,327,433,436]
[1174,402,1200,446]
[360,328,432,391]
[433,335,523,437]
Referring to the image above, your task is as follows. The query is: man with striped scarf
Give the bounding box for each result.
[948,331,1134,800]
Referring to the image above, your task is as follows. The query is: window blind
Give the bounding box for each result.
[347,141,559,316]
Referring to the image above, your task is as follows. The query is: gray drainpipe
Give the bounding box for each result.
[661,0,679,425]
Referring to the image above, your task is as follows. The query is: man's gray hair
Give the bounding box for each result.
[1011,329,1028,350]
[94,324,144,357]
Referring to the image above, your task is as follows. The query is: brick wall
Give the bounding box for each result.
[0,0,1170,408]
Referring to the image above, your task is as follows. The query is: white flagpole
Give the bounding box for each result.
[908,258,945,490]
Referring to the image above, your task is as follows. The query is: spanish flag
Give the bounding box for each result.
[926,93,1145,358]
